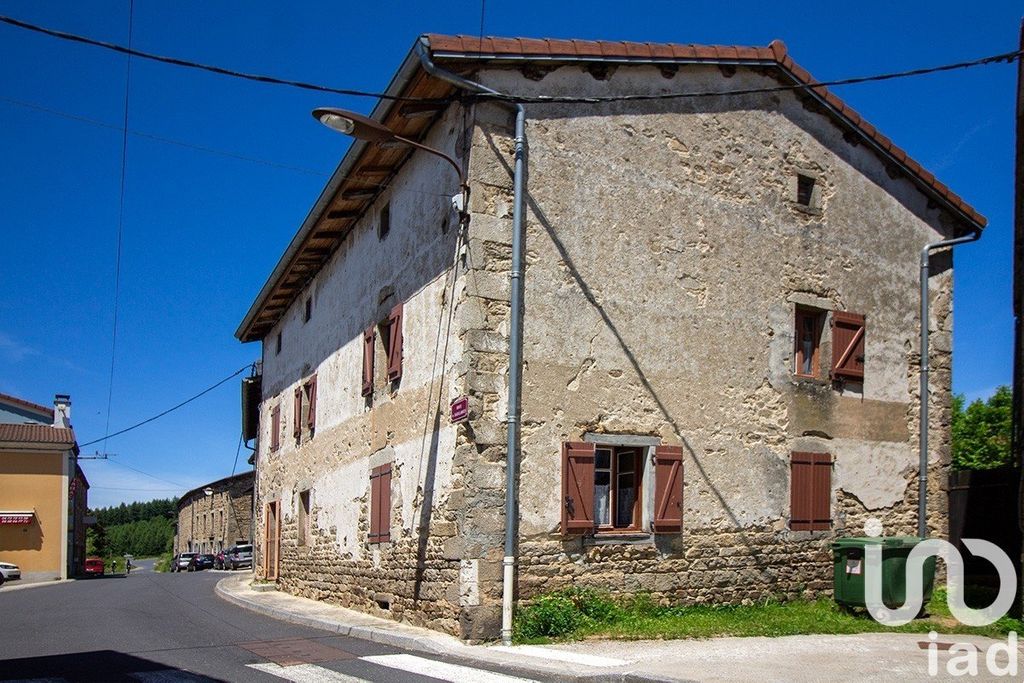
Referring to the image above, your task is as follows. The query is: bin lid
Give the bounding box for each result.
[832,536,926,549]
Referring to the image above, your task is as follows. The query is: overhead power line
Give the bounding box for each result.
[0,14,443,103]
[80,364,253,447]
[475,47,1024,104]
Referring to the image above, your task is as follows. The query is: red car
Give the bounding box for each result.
[84,557,104,576]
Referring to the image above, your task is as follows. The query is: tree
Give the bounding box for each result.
[951,385,1013,470]
[86,523,108,557]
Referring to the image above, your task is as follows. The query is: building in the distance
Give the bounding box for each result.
[175,471,254,554]
[0,392,88,581]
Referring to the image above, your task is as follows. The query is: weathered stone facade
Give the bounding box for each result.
[239,37,977,640]
[175,471,253,554]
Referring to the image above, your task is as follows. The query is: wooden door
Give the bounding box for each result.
[264,501,280,580]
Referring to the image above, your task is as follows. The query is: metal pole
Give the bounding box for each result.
[919,230,981,537]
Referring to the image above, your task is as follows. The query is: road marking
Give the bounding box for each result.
[360,654,537,682]
[246,663,369,682]
[129,671,215,682]
[489,644,629,667]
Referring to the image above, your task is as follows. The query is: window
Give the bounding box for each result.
[378,203,390,240]
[561,441,683,535]
[831,311,866,381]
[368,464,392,543]
[362,302,404,398]
[298,490,310,546]
[304,375,317,433]
[792,171,821,211]
[270,405,281,451]
[790,452,832,531]
[362,327,375,398]
[794,307,825,377]
[594,447,641,530]
[293,387,302,439]
[276,332,282,355]
[304,298,312,323]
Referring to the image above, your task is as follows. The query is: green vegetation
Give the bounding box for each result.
[154,551,174,572]
[512,587,1023,644]
[951,386,1012,470]
[87,497,177,560]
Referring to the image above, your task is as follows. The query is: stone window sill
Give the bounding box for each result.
[583,533,654,547]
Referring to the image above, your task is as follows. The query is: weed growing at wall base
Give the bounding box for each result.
[511,588,1023,644]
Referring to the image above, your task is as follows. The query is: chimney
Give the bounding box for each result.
[54,394,71,428]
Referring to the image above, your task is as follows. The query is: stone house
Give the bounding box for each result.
[175,470,254,555]
[235,35,985,640]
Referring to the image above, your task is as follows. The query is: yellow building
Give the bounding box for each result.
[0,392,87,581]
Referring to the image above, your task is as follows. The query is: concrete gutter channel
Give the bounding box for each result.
[215,574,680,682]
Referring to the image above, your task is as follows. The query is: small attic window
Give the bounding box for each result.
[378,203,391,240]
[276,332,282,355]
[792,171,821,213]
[304,298,312,323]
[797,174,815,206]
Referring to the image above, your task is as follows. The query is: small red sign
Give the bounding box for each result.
[450,396,469,423]
[0,514,33,525]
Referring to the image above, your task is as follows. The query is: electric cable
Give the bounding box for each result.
[0,14,446,103]
[80,364,253,447]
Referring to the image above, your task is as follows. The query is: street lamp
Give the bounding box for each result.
[311,107,468,218]
[203,487,213,497]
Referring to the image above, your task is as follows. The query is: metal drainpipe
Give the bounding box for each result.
[416,39,526,646]
[919,228,981,538]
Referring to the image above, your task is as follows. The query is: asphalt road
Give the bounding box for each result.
[0,562,545,682]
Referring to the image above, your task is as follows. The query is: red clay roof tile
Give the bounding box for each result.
[0,423,76,446]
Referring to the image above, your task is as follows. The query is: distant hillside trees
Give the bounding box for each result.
[87,497,178,558]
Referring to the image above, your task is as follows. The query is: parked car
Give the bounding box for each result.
[173,552,199,572]
[195,554,215,570]
[0,561,20,583]
[83,557,104,576]
[225,544,252,570]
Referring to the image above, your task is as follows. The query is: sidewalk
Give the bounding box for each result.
[216,574,1013,682]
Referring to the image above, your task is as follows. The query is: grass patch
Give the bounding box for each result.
[512,587,1022,644]
[153,552,174,573]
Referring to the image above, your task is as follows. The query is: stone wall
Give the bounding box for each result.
[176,472,253,554]
[454,62,960,625]
[253,103,473,636]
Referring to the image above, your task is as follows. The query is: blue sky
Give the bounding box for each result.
[1,1,1019,507]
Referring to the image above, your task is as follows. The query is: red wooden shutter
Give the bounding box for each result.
[561,441,596,534]
[362,327,375,397]
[790,452,832,531]
[270,406,280,451]
[379,464,392,542]
[293,387,302,438]
[306,375,317,431]
[832,312,866,380]
[387,303,404,382]
[653,445,684,532]
[368,466,381,543]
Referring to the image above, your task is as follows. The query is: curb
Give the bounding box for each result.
[214,576,662,682]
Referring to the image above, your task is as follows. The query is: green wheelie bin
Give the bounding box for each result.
[832,536,936,609]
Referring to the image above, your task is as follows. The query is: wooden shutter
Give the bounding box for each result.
[561,441,595,534]
[387,303,404,382]
[368,464,392,544]
[831,312,865,380]
[362,326,375,397]
[305,375,317,431]
[368,467,381,543]
[270,406,280,451]
[790,452,832,531]
[378,464,392,542]
[293,387,302,438]
[653,445,684,532]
